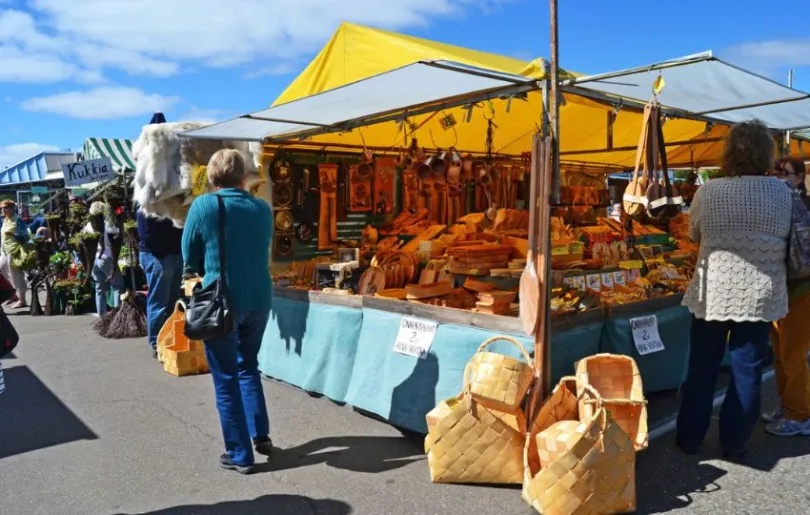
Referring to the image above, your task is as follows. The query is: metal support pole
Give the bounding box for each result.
[787,69,795,154]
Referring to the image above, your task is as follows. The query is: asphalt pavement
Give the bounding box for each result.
[2,312,810,515]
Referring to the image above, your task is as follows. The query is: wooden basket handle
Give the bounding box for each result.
[475,336,533,367]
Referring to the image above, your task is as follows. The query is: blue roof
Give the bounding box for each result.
[0,152,76,186]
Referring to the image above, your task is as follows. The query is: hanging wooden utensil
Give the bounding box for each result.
[373,157,397,215]
[402,168,420,212]
[519,134,550,336]
[318,164,338,250]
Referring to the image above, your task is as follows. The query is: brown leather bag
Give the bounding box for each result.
[622,104,653,217]
[645,105,683,220]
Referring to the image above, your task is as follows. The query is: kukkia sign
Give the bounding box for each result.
[61,158,114,187]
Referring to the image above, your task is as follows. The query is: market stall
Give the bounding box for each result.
[184,25,810,434]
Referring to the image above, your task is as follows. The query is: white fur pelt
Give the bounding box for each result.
[132,122,263,227]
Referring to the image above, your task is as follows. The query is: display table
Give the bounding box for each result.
[259,288,688,433]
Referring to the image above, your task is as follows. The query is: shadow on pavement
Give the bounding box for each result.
[263,435,424,474]
[637,458,727,513]
[0,365,98,459]
[726,424,810,472]
[115,494,352,515]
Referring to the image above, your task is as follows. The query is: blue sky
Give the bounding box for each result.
[1,0,809,169]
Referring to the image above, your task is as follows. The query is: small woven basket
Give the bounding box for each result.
[575,353,648,451]
[523,378,637,515]
[464,336,534,413]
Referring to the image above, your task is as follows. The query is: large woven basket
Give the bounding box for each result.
[523,378,637,515]
[575,354,648,451]
[424,335,534,485]
[464,336,534,413]
[425,393,526,484]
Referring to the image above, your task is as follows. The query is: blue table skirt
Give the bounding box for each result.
[259,291,606,433]
[258,297,363,402]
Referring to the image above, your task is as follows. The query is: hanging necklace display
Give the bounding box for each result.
[274,209,294,232]
[374,156,397,215]
[270,155,292,183]
[272,183,293,207]
[274,234,293,257]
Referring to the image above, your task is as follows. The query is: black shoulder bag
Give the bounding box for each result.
[184,195,234,340]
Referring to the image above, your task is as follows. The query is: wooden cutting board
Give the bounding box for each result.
[401,224,447,252]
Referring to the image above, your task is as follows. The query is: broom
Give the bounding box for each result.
[93,196,148,339]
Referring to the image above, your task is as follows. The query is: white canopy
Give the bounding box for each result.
[183,60,537,142]
[564,52,810,131]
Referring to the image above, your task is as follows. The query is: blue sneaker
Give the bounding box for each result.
[765,418,810,437]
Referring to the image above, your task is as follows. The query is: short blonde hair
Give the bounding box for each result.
[207,149,246,188]
[722,120,775,177]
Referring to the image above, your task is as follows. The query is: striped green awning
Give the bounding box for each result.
[83,138,135,172]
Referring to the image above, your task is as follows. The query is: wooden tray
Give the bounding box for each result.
[405,280,454,300]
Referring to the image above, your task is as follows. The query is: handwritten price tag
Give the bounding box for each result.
[393,316,439,359]
[629,315,665,356]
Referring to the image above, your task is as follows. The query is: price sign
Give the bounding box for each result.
[601,272,615,290]
[613,271,627,286]
[629,315,665,356]
[586,274,601,292]
[393,316,439,359]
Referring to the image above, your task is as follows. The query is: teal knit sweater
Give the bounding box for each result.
[182,189,273,313]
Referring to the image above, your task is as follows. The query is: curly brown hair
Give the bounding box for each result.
[721,120,775,177]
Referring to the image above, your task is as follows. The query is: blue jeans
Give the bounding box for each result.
[141,252,182,348]
[91,257,125,316]
[677,316,771,453]
[205,310,270,467]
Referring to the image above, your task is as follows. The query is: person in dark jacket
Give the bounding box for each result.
[137,205,183,358]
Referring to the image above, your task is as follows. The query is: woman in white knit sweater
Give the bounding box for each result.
[677,120,791,461]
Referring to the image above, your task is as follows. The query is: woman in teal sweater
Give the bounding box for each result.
[182,149,273,474]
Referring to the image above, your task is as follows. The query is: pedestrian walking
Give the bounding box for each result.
[762,156,810,437]
[182,149,274,474]
[0,200,30,309]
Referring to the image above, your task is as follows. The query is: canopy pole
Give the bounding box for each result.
[531,0,560,400]
[787,69,795,154]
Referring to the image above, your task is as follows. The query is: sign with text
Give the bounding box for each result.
[393,316,439,359]
[30,186,48,194]
[629,314,665,356]
[62,158,114,187]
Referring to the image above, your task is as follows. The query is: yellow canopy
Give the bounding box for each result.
[268,23,729,169]
[274,22,544,105]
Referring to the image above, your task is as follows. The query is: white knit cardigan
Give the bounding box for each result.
[682,176,791,322]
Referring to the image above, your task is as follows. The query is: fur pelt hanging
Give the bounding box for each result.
[132,122,265,227]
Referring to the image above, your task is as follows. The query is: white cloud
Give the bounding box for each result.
[0,143,62,170]
[243,63,299,79]
[0,45,103,83]
[722,39,810,76]
[20,87,180,120]
[172,106,231,123]
[0,0,515,82]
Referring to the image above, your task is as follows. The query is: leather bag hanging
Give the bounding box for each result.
[184,195,234,341]
[645,104,683,220]
[622,104,654,217]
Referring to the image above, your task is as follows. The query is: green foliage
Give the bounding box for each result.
[69,202,88,219]
[124,220,138,231]
[69,231,100,248]
[54,278,83,293]
[49,251,72,272]
[13,248,37,271]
